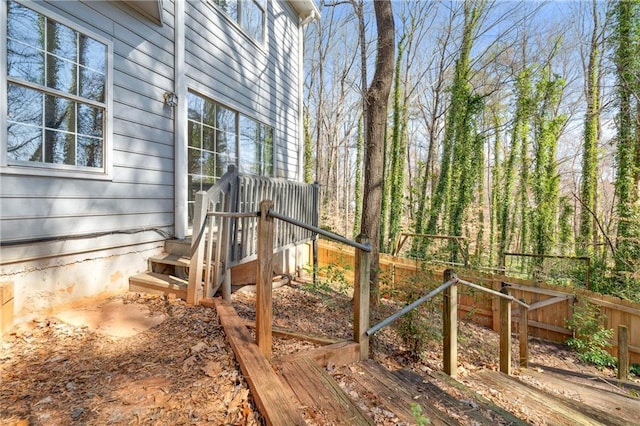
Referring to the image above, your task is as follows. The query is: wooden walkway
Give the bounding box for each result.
[214,298,461,425]
[472,369,637,426]
[213,298,638,425]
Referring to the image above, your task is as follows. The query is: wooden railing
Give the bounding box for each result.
[188,166,319,305]
[254,200,371,360]
[367,269,529,378]
[319,241,640,367]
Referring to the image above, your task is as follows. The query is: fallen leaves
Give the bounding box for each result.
[0,293,263,425]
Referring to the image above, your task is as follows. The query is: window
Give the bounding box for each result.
[187,92,273,221]
[3,1,109,173]
[212,0,265,44]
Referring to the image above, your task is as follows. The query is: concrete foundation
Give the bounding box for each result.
[0,241,164,328]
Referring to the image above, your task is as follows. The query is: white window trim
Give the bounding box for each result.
[0,0,114,181]
[207,0,267,52]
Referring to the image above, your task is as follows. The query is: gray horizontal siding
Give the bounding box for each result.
[184,0,300,180]
[1,0,176,250]
[1,212,173,242]
[1,0,304,256]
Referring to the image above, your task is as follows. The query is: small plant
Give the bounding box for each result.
[394,284,441,358]
[411,403,431,425]
[630,363,640,377]
[566,299,616,368]
[303,251,352,296]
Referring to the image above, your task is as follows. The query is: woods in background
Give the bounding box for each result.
[303,0,640,301]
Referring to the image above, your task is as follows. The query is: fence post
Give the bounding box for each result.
[256,200,274,360]
[188,191,207,305]
[617,325,629,381]
[443,269,457,378]
[500,287,512,375]
[519,306,529,368]
[354,234,370,360]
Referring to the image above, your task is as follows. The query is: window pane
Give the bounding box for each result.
[187,93,203,121]
[7,1,44,50]
[46,53,76,94]
[44,129,75,165]
[7,123,43,162]
[79,66,105,102]
[216,152,232,177]
[242,0,264,44]
[188,121,201,149]
[239,115,257,140]
[202,150,216,178]
[77,136,102,167]
[203,125,216,152]
[216,130,235,156]
[215,0,238,21]
[77,103,103,137]
[46,19,77,62]
[216,105,236,132]
[45,95,76,132]
[203,100,216,127]
[7,40,45,85]
[79,35,106,72]
[239,158,258,175]
[188,147,201,175]
[8,84,43,126]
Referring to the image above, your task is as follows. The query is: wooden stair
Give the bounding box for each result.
[472,369,636,425]
[128,238,211,299]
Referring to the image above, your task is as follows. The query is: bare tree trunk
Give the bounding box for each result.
[361,0,395,306]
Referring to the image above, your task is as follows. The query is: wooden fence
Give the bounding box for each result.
[318,240,640,365]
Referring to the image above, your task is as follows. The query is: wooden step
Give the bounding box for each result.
[393,367,526,425]
[129,272,188,299]
[149,254,191,268]
[148,254,191,279]
[164,239,192,257]
[518,367,639,425]
[278,356,375,425]
[348,360,460,426]
[473,369,626,425]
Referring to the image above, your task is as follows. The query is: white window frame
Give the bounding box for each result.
[0,0,114,180]
[209,0,266,49]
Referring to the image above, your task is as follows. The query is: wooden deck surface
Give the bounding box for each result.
[278,357,375,425]
[474,369,635,426]
[214,298,306,426]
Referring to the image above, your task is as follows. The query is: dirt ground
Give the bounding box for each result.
[1,279,638,425]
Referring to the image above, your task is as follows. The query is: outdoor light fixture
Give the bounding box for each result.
[163,91,178,107]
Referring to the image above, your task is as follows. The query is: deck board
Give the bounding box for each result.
[353,360,460,426]
[214,298,306,426]
[474,369,624,426]
[278,357,375,426]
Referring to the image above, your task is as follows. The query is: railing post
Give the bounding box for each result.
[500,287,512,374]
[443,269,457,378]
[519,305,529,368]
[256,200,274,360]
[188,190,207,305]
[354,234,370,360]
[618,325,629,381]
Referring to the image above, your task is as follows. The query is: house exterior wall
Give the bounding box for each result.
[0,0,307,324]
[183,0,301,180]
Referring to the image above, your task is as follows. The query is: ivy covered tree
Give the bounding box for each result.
[612,0,640,288]
[531,69,566,265]
[426,1,484,262]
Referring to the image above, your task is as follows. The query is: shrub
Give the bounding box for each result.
[566,299,616,368]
